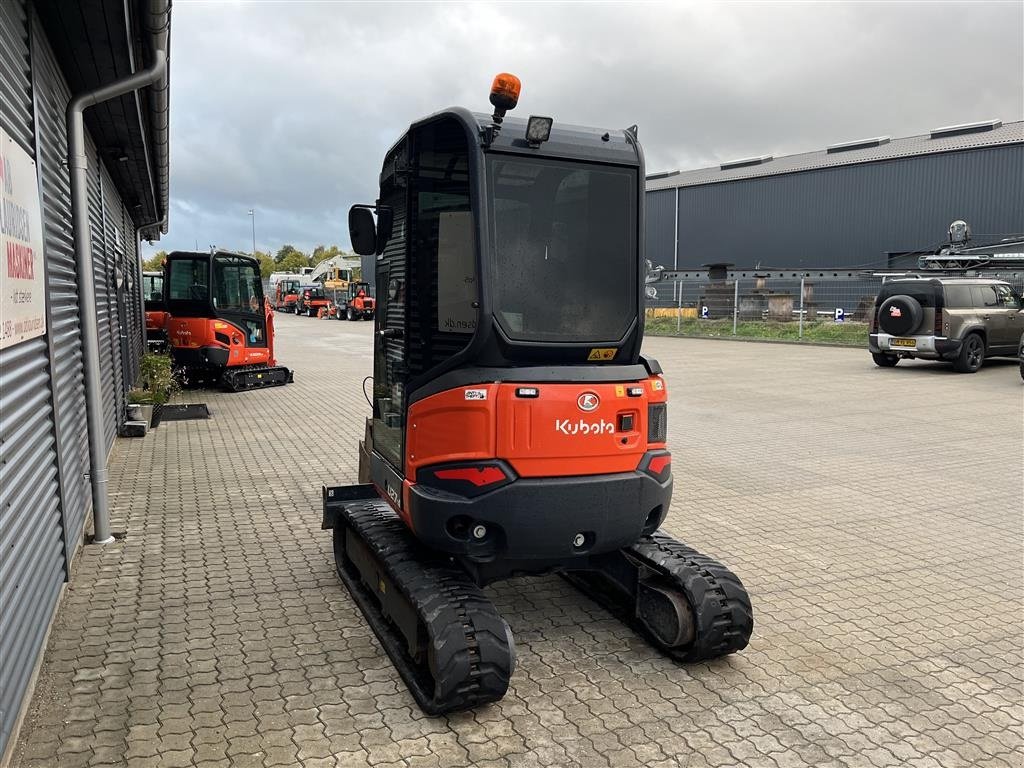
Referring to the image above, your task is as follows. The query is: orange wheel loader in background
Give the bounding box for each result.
[321,74,753,715]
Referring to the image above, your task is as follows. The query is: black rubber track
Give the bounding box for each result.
[565,531,753,662]
[335,501,515,715]
[220,364,293,392]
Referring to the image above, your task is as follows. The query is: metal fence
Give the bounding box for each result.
[644,270,1024,344]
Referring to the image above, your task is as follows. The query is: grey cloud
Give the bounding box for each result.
[147,0,1022,258]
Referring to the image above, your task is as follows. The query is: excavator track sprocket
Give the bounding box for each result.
[564,531,753,662]
[333,500,515,715]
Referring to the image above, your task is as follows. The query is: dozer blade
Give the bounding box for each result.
[331,499,515,715]
[220,365,294,392]
[563,532,753,662]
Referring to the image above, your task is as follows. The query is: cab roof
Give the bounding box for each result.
[470,112,641,166]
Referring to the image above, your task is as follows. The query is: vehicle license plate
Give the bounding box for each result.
[890,338,916,348]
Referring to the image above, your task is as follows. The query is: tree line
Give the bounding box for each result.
[141,244,353,278]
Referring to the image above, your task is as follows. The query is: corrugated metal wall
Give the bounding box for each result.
[646,145,1024,269]
[33,12,90,541]
[645,189,676,269]
[0,0,34,154]
[87,138,120,450]
[0,1,65,758]
[0,3,145,757]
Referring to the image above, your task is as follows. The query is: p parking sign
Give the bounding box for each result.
[834,308,845,323]
[700,305,709,319]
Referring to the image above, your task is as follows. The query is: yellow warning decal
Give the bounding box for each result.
[650,378,664,391]
[587,348,616,361]
[214,322,228,329]
[615,385,625,397]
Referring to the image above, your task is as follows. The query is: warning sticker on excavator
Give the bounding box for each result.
[615,385,625,397]
[587,348,616,361]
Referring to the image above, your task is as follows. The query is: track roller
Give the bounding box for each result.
[563,532,753,662]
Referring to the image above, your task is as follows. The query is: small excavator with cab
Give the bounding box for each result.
[143,270,169,350]
[164,249,293,391]
[322,75,752,714]
[274,277,301,312]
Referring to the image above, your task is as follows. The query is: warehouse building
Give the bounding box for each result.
[0,0,170,760]
[646,120,1024,271]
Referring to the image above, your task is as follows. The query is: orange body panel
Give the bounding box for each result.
[406,385,498,481]
[405,376,667,481]
[145,310,168,332]
[167,316,271,368]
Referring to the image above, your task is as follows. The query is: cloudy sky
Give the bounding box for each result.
[150,0,1023,258]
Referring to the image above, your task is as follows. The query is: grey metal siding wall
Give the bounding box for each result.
[124,225,143,388]
[87,139,118,450]
[33,14,90,543]
[644,189,676,269]
[666,145,1024,269]
[0,1,65,758]
[100,163,127,439]
[0,0,33,153]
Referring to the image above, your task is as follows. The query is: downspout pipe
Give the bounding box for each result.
[66,23,168,545]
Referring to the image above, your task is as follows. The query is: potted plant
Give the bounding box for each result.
[127,388,156,429]
[129,353,177,428]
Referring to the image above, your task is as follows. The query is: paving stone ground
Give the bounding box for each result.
[11,316,1024,768]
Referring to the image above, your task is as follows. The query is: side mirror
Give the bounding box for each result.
[349,206,377,256]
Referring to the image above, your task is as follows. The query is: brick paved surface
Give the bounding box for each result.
[11,316,1024,768]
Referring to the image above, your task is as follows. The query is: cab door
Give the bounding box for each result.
[371,148,409,472]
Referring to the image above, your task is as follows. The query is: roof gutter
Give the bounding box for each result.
[66,0,169,544]
[144,0,171,237]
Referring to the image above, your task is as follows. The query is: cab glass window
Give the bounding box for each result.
[168,258,208,301]
[213,258,262,314]
[487,156,637,343]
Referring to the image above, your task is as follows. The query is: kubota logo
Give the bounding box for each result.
[889,306,902,318]
[577,392,600,412]
[555,419,614,436]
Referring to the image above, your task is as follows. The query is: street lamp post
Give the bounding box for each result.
[248,208,256,255]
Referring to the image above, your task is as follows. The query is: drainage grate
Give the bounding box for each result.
[160,404,211,421]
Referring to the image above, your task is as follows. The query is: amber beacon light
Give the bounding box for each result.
[489,73,521,123]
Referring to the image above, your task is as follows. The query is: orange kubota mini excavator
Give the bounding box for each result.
[164,250,293,391]
[143,270,169,350]
[321,75,753,714]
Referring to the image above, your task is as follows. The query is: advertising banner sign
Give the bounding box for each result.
[1,128,47,350]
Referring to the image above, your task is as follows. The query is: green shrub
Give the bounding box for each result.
[134,352,177,405]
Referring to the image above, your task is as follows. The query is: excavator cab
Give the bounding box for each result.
[325,74,751,715]
[165,250,293,390]
[143,270,168,349]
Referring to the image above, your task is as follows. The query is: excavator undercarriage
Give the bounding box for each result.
[324,485,753,714]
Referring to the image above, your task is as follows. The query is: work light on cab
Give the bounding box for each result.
[526,116,553,146]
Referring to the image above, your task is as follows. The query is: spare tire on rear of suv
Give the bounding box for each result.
[878,295,923,336]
